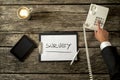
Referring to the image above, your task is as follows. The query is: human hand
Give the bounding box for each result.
[94,22,109,43]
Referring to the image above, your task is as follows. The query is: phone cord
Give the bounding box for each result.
[83,27,93,80]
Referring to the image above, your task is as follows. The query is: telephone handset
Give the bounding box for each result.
[83,4,109,80]
[84,4,109,30]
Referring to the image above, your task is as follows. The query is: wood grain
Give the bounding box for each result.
[0,32,119,47]
[0,1,120,80]
[0,5,120,32]
[0,74,110,80]
[0,47,120,73]
[0,0,120,4]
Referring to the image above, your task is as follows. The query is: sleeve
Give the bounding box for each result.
[101,46,120,80]
[100,41,112,50]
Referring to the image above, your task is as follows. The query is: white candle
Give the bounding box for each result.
[19,9,29,18]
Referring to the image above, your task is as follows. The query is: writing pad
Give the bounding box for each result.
[39,32,78,61]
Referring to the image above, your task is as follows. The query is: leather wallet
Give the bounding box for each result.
[10,35,37,62]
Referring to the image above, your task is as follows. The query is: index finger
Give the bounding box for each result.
[97,21,102,31]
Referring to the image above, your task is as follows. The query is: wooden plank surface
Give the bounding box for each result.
[0,74,110,80]
[0,32,120,47]
[0,1,120,80]
[0,47,120,73]
[0,0,120,4]
[0,5,120,32]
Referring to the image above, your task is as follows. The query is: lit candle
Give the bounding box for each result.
[19,9,29,18]
[17,7,32,20]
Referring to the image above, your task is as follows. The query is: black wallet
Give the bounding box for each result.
[10,35,37,62]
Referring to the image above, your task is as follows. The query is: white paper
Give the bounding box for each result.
[40,34,77,61]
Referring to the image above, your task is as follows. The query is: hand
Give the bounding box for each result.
[94,22,109,43]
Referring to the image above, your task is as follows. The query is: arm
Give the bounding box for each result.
[101,46,120,80]
[94,22,120,80]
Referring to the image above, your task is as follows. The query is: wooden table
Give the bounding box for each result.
[0,0,120,80]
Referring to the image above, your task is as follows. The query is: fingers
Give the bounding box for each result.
[97,21,102,31]
[97,21,100,28]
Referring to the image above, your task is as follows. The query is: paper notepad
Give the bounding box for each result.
[39,32,78,61]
